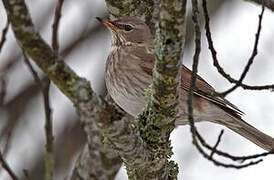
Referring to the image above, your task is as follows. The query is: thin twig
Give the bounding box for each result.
[43,78,53,180]
[0,16,9,53]
[23,54,54,180]
[189,0,268,169]
[52,0,65,54]
[210,130,224,159]
[221,6,265,96]
[43,0,65,179]
[202,1,274,94]
[196,130,273,162]
[0,151,19,180]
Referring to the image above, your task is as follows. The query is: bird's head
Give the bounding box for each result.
[96,17,153,46]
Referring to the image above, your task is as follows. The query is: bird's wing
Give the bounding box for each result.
[180,65,244,115]
[135,46,243,116]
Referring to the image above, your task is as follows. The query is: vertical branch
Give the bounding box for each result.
[0,77,6,106]
[152,0,186,124]
[43,1,65,179]
[188,0,201,151]
[43,78,53,180]
[106,0,188,178]
[132,0,187,179]
[22,54,53,179]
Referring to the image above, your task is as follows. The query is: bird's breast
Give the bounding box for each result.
[105,46,152,116]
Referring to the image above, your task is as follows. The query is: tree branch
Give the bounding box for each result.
[220,6,265,96]
[2,0,122,179]
[202,0,274,94]
[23,54,54,180]
[188,0,272,169]
[0,151,18,180]
[105,0,187,178]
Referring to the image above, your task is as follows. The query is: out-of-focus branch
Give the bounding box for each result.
[0,16,107,165]
[246,0,274,11]
[70,96,126,180]
[0,16,9,53]
[0,16,10,155]
[0,77,6,106]
[0,151,18,180]
[2,1,123,179]
[19,115,85,180]
[0,16,107,145]
[21,1,66,179]
[3,0,87,101]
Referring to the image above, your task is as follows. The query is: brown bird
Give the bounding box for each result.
[96,17,274,152]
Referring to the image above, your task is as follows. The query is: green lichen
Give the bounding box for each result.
[104,0,187,179]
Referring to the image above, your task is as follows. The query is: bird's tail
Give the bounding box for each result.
[216,116,274,152]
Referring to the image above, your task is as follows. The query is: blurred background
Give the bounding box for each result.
[0,0,274,179]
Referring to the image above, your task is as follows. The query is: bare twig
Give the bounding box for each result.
[209,130,224,159]
[189,0,270,169]
[52,0,65,54]
[0,16,9,53]
[221,6,265,96]
[196,130,273,162]
[42,0,65,179]
[23,54,54,180]
[202,0,274,94]
[0,17,12,155]
[0,151,18,180]
[43,79,53,180]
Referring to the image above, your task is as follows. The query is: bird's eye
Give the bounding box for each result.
[124,24,133,31]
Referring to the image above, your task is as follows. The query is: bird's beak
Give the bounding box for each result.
[96,17,118,31]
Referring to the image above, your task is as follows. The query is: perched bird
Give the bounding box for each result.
[96,17,274,151]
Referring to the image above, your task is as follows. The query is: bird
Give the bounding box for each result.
[96,17,274,152]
